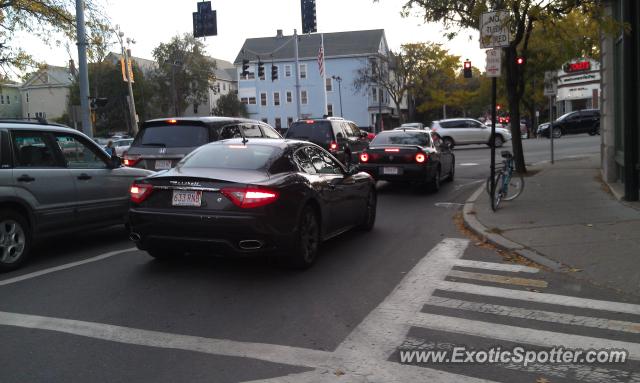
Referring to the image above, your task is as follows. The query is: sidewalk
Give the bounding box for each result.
[463,154,640,296]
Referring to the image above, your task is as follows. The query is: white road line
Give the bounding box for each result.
[408,312,640,360]
[0,248,137,287]
[454,259,540,274]
[426,296,640,334]
[0,310,333,369]
[459,163,480,166]
[448,270,549,288]
[436,281,640,315]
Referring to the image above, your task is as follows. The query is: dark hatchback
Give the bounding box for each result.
[540,109,600,138]
[285,118,369,167]
[358,129,455,192]
[124,117,281,171]
[128,138,377,269]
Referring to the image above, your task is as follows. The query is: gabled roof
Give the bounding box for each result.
[21,65,73,89]
[234,29,387,64]
[208,58,235,82]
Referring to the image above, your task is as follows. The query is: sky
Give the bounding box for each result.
[21,0,486,71]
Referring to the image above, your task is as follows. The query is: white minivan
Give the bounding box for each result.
[430,118,512,148]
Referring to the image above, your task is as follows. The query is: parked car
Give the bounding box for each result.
[0,120,154,271]
[358,129,454,192]
[128,138,377,269]
[124,117,282,171]
[539,109,600,138]
[285,117,369,167]
[399,122,426,130]
[537,122,550,137]
[431,118,512,148]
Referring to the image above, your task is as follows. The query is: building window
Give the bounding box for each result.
[372,88,377,102]
[326,78,333,92]
[301,90,308,105]
[261,118,268,124]
[327,104,333,117]
[260,92,267,106]
[273,92,280,106]
[26,93,29,103]
[299,64,307,79]
[275,118,282,130]
[241,98,249,105]
[287,117,294,127]
[249,97,256,105]
[6,95,9,105]
[1,95,4,104]
[286,91,292,103]
[379,88,384,103]
[223,83,227,91]
[285,65,292,77]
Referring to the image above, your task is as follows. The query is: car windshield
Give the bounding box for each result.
[179,144,282,170]
[371,131,431,146]
[286,121,333,143]
[557,112,575,121]
[133,124,209,148]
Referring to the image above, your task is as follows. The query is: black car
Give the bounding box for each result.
[128,138,377,269]
[358,129,455,192]
[540,109,600,138]
[285,118,369,167]
[124,117,282,170]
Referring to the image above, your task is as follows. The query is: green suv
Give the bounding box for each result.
[0,120,154,271]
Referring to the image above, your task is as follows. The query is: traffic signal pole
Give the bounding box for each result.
[490,76,497,211]
[75,0,93,137]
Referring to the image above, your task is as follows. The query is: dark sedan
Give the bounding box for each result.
[128,138,377,269]
[358,129,455,192]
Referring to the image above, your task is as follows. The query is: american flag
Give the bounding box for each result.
[317,44,324,77]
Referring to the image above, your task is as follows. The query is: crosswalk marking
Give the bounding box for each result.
[448,269,549,288]
[454,259,540,273]
[407,312,640,360]
[436,280,640,315]
[426,296,640,334]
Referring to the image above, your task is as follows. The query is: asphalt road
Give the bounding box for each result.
[2,134,638,383]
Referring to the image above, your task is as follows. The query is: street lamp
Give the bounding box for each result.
[115,28,138,134]
[331,75,343,117]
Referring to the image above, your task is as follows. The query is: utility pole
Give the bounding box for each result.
[116,30,138,134]
[332,75,343,117]
[75,0,92,137]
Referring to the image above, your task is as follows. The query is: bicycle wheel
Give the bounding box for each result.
[485,171,502,196]
[502,173,525,201]
[492,172,504,210]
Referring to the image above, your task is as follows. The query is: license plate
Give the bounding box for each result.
[172,190,202,207]
[382,167,400,175]
[155,160,172,170]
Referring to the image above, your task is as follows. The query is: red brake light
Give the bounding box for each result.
[130,183,153,204]
[384,148,400,152]
[329,141,338,151]
[415,153,427,163]
[123,154,141,167]
[360,153,369,162]
[221,187,279,209]
[305,120,315,124]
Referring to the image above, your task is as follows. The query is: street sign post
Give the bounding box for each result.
[544,71,558,164]
[480,11,511,49]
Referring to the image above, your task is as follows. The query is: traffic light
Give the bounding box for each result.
[516,56,525,65]
[258,62,265,78]
[463,60,472,78]
[241,59,249,77]
[271,65,278,81]
[301,0,317,34]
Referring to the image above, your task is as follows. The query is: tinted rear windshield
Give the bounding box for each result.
[134,124,209,148]
[180,144,282,170]
[371,131,431,146]
[286,121,333,143]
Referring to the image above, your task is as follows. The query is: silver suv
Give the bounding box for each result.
[431,118,512,148]
[0,120,154,271]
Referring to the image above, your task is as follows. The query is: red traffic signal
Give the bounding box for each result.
[516,56,525,65]
[463,60,472,78]
[464,60,471,69]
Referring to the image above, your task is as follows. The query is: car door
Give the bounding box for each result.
[431,133,452,173]
[466,119,489,143]
[444,120,470,144]
[347,122,369,156]
[53,132,128,225]
[300,146,352,234]
[563,112,580,134]
[9,130,78,232]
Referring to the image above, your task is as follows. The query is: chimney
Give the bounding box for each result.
[276,29,283,39]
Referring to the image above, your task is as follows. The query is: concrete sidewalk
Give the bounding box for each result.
[463,154,640,296]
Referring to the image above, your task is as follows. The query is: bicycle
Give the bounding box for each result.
[486,150,524,210]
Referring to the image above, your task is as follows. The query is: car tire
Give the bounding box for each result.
[443,137,455,149]
[494,135,504,147]
[446,158,455,182]
[428,167,441,193]
[0,209,31,272]
[286,206,320,269]
[552,127,562,138]
[359,189,377,231]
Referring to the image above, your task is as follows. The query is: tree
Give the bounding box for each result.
[150,34,217,117]
[212,91,248,117]
[0,0,109,74]
[389,0,603,173]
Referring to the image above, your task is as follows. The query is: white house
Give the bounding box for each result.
[20,65,74,121]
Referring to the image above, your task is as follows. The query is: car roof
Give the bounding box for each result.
[205,137,326,151]
[0,120,84,134]
[143,116,265,125]
[433,118,476,123]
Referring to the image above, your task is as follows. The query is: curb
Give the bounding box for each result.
[462,183,567,272]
